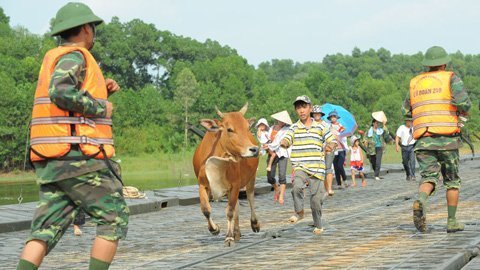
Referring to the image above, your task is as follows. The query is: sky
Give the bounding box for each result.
[2,0,480,66]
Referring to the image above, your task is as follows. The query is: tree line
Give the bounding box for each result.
[0,7,478,170]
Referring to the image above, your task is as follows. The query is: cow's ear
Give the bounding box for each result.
[200,119,220,132]
[248,117,256,128]
[214,119,222,127]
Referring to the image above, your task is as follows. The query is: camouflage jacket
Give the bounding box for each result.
[34,49,109,184]
[402,73,471,151]
[360,126,392,156]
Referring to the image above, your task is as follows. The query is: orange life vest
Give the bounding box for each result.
[409,70,460,139]
[30,46,115,162]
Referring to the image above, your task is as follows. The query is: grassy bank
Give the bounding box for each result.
[0,143,477,205]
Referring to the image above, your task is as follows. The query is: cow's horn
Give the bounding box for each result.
[215,106,224,118]
[239,102,248,115]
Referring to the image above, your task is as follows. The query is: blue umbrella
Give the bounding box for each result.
[321,103,358,137]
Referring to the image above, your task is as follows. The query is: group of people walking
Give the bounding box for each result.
[255,46,471,237]
[256,103,399,197]
[256,95,387,234]
[15,1,472,268]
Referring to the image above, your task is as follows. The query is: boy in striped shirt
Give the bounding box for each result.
[281,95,336,234]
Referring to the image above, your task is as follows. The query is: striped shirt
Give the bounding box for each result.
[282,120,336,180]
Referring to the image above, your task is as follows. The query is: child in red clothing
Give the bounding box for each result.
[349,136,366,187]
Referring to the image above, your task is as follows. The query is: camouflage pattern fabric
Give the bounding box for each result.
[34,148,108,184]
[27,168,129,254]
[49,50,107,117]
[414,136,464,151]
[402,73,471,151]
[360,126,391,156]
[416,149,460,193]
[34,49,111,184]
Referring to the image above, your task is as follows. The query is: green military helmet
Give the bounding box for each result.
[50,2,103,36]
[421,46,451,67]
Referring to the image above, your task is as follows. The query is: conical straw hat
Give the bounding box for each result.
[372,111,387,123]
[271,110,293,125]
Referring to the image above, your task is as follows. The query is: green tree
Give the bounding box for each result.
[0,7,11,37]
[93,17,162,89]
[0,72,32,169]
[1,5,480,170]
[258,59,297,82]
[174,68,199,149]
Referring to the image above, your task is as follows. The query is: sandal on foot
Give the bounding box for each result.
[313,227,324,235]
[288,214,304,223]
[74,227,83,236]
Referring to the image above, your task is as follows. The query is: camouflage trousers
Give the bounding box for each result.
[415,149,460,193]
[27,168,129,254]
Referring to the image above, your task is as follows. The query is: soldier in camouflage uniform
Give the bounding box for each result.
[403,46,471,233]
[17,3,128,270]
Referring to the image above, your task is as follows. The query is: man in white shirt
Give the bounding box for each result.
[395,117,416,181]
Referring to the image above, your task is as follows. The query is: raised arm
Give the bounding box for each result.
[48,51,108,117]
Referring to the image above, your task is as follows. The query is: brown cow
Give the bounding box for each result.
[193,103,260,246]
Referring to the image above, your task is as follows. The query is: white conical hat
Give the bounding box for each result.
[271,110,293,125]
[372,111,387,123]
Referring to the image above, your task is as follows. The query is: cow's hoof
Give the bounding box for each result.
[234,231,241,241]
[224,237,235,247]
[251,220,260,233]
[209,224,220,235]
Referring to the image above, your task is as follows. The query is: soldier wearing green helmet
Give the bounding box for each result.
[402,46,471,234]
[17,3,128,270]
[421,46,452,67]
[50,2,103,37]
